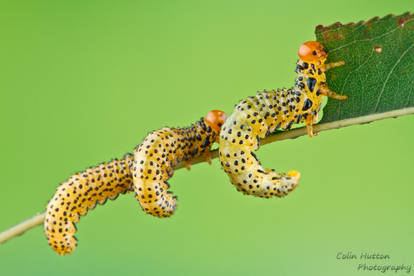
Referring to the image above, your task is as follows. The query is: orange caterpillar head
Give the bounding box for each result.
[298,41,327,63]
[205,110,227,133]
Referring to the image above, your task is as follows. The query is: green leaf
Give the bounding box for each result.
[316,12,414,124]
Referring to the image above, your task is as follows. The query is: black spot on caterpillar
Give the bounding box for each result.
[218,41,348,198]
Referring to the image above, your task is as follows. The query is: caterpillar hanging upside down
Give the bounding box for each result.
[44,156,134,255]
[131,110,227,218]
[218,41,348,198]
[44,110,227,255]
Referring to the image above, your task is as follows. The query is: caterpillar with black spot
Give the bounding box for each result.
[218,41,348,198]
[44,156,134,255]
[44,110,227,255]
[130,110,227,217]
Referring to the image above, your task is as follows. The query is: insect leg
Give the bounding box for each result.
[184,161,191,171]
[319,85,348,100]
[203,150,212,165]
[305,118,319,137]
[321,61,345,72]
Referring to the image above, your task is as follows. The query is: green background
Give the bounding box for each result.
[1,1,413,275]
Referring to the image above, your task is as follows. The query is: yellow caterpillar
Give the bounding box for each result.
[218,41,348,198]
[44,156,134,255]
[131,110,227,217]
[44,110,227,255]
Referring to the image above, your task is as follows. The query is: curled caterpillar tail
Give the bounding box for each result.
[131,110,227,218]
[219,41,347,197]
[44,155,134,255]
[219,105,301,198]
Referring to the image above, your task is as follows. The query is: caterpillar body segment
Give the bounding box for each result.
[131,110,227,218]
[44,155,134,255]
[219,41,348,198]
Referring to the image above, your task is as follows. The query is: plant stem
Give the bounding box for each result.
[0,213,45,244]
[1,106,413,245]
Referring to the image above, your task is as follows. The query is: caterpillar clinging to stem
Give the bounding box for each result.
[44,156,134,255]
[218,41,348,198]
[44,110,227,255]
[130,110,227,218]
